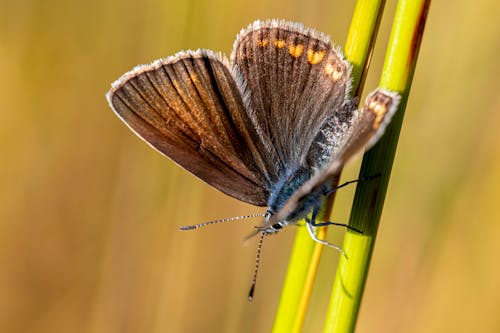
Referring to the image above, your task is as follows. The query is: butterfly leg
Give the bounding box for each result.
[305,219,347,256]
[305,207,347,255]
[310,220,362,233]
[323,174,381,196]
[307,204,361,232]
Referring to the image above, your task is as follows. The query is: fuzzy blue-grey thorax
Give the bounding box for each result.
[264,166,329,234]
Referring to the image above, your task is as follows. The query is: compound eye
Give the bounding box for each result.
[272,223,282,230]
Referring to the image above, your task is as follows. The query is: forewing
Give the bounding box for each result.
[267,89,401,225]
[232,19,353,174]
[107,50,270,206]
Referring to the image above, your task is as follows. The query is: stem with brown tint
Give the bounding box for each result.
[323,1,431,332]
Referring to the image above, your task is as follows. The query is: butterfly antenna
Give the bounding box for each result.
[248,232,265,302]
[180,213,266,231]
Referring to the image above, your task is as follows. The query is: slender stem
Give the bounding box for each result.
[344,0,387,98]
[272,181,337,333]
[323,1,431,332]
[271,221,326,333]
[272,1,386,332]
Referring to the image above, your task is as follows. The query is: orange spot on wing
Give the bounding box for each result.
[288,44,304,57]
[274,39,286,48]
[307,49,326,64]
[324,63,343,80]
[256,38,269,47]
[368,100,388,129]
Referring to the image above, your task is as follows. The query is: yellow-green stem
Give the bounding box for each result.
[272,1,386,332]
[323,1,431,332]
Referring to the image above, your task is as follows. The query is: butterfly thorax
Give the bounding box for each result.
[264,166,328,234]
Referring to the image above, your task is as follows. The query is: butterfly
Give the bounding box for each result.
[106,19,399,251]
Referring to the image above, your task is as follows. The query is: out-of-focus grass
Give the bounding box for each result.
[0,0,499,332]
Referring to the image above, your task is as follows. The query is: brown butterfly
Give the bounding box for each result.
[107,19,399,258]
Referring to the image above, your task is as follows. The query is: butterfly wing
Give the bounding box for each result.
[232,19,354,177]
[107,50,271,206]
[267,88,401,225]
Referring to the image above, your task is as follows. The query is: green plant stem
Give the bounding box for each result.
[271,221,327,333]
[344,0,387,98]
[323,1,431,332]
[271,1,386,332]
[272,181,336,333]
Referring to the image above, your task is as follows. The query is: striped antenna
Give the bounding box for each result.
[179,213,266,231]
[248,232,265,302]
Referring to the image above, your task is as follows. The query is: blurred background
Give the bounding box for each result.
[1,0,499,332]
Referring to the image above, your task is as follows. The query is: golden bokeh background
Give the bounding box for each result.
[1,0,499,332]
